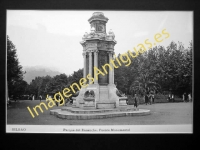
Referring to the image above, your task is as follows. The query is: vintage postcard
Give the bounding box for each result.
[6,10,193,133]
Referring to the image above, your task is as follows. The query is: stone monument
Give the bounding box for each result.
[50,12,150,119]
[73,12,125,109]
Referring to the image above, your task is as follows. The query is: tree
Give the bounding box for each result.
[27,75,54,98]
[13,80,28,98]
[26,69,83,99]
[114,41,192,96]
[68,69,83,84]
[28,77,43,98]
[46,73,68,95]
[7,36,25,97]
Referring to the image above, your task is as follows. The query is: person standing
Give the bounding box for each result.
[39,95,42,102]
[55,95,61,106]
[152,94,155,103]
[184,92,188,102]
[168,94,171,102]
[188,93,192,102]
[59,95,61,106]
[55,96,59,106]
[145,93,148,105]
[149,94,152,105]
[32,95,34,101]
[134,94,139,110]
[183,93,185,102]
[172,94,174,102]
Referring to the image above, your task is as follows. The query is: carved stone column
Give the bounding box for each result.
[94,50,98,84]
[108,51,113,84]
[112,52,115,84]
[83,52,87,79]
[89,51,93,83]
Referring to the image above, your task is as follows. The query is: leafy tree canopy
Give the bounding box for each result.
[7,36,26,97]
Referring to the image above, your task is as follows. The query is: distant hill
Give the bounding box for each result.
[23,66,62,84]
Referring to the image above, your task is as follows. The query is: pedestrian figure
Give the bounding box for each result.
[55,96,60,106]
[54,96,58,106]
[148,94,152,105]
[32,95,34,101]
[183,93,185,102]
[184,92,188,102]
[188,93,192,102]
[152,94,155,103]
[172,94,175,102]
[168,94,171,102]
[39,95,42,102]
[58,95,61,106]
[134,94,139,110]
[145,93,149,105]
[47,95,53,102]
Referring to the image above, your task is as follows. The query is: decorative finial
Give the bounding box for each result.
[83,32,88,37]
[108,29,115,39]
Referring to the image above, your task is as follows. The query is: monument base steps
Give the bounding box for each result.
[50,106,150,120]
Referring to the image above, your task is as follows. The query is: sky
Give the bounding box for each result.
[7,10,193,76]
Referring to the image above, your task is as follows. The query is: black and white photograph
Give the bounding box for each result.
[6,10,193,133]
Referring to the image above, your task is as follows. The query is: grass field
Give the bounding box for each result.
[7,99,193,125]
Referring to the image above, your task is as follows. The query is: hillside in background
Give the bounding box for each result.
[23,66,61,84]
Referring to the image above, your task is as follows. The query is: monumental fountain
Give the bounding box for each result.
[50,12,150,119]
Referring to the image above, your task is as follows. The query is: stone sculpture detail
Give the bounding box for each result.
[82,29,115,40]
[84,90,95,98]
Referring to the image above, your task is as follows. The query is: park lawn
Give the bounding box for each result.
[7,99,193,125]
[7,100,62,125]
